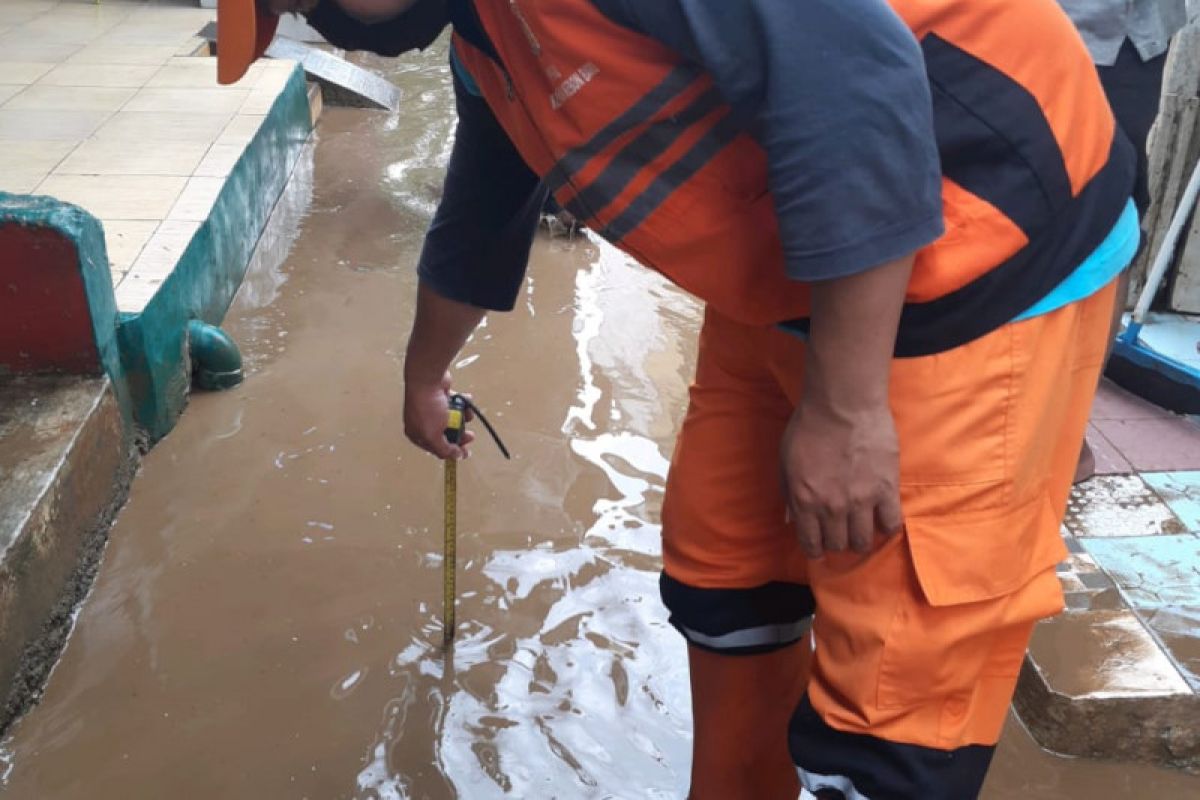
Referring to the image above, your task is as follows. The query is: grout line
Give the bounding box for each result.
[1086,423,1134,473]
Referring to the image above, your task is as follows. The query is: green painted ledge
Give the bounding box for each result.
[0,194,132,424]
[117,64,313,442]
[1,65,311,443]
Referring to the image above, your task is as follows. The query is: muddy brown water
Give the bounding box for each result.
[2,46,1197,799]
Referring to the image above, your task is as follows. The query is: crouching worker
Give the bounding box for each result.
[219,1,1139,797]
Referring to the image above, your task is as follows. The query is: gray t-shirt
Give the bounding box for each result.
[1058,0,1190,64]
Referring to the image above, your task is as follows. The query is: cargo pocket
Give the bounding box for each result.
[876,493,1066,711]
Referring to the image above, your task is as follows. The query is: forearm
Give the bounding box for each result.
[404,282,486,387]
[802,255,913,415]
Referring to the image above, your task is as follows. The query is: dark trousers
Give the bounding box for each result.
[1097,38,1169,217]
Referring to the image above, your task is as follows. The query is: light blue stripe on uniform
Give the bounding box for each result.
[1013,198,1140,321]
[449,44,483,97]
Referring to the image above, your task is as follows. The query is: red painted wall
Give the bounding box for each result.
[0,223,100,374]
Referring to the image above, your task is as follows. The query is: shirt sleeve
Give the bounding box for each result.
[416,64,546,310]
[591,0,944,282]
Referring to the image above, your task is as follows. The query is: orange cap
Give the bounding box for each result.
[217,0,280,85]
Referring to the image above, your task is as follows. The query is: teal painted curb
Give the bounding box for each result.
[117,64,312,441]
[0,193,134,426]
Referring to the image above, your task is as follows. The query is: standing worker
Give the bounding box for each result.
[219,1,1139,797]
[1056,0,1194,481]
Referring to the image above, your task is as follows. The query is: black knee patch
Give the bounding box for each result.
[659,572,815,655]
[790,695,997,800]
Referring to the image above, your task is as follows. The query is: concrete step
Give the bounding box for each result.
[1015,464,1200,773]
[0,375,135,735]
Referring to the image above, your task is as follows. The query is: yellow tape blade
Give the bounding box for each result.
[443,458,457,646]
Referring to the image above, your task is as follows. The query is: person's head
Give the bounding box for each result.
[216,0,428,84]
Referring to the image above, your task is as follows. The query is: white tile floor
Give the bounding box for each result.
[0,1,299,313]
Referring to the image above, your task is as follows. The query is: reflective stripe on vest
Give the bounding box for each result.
[452,0,1134,356]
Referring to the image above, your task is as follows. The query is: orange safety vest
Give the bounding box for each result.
[452,0,1133,356]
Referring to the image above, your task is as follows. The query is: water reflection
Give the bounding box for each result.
[2,31,1194,800]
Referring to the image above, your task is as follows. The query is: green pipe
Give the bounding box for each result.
[187,320,244,391]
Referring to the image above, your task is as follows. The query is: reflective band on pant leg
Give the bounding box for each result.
[789,695,996,800]
[677,618,813,652]
[660,572,816,656]
[795,766,873,800]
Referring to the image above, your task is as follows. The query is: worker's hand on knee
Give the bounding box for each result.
[403,372,475,459]
[780,400,903,559]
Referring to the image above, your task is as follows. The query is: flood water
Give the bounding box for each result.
[1,44,1197,799]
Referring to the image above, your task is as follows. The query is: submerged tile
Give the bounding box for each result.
[1057,548,1122,610]
[1124,585,1200,609]
[1083,534,1200,607]
[1138,605,1200,692]
[1143,471,1200,532]
[1028,609,1191,698]
[1064,475,1187,538]
[1063,587,1126,612]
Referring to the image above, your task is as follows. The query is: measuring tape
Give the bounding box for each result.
[441,394,510,647]
[443,396,466,647]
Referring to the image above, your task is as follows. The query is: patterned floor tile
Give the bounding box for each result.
[1065,475,1188,538]
[1143,471,1200,532]
[1057,546,1123,611]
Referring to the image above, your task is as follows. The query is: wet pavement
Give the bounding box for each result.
[1,45,1199,799]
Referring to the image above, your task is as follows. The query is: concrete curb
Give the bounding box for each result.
[0,63,317,736]
[0,378,136,737]
[116,64,314,443]
[1015,652,1200,772]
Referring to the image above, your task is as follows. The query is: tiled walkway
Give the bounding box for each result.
[1043,380,1200,696]
[0,0,295,312]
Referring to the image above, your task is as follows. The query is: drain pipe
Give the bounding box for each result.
[187,320,244,390]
